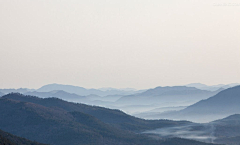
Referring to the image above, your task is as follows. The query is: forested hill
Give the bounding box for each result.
[0,93,219,145]
[0,129,46,145]
[1,93,191,132]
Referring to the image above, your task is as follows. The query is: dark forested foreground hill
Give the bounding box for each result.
[0,93,218,145]
[1,93,191,132]
[159,138,221,145]
[0,129,46,145]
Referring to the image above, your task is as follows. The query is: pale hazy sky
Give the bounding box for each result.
[0,0,240,89]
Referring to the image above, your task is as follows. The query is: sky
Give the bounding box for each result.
[0,0,240,89]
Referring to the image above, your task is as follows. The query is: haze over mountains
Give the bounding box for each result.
[143,114,240,145]
[25,90,87,102]
[0,88,34,95]
[1,83,240,144]
[116,86,219,106]
[37,83,144,96]
[0,93,218,145]
[2,82,237,97]
[186,83,240,91]
[115,86,221,114]
[1,83,239,116]
[0,83,229,115]
[153,86,240,122]
[1,0,239,144]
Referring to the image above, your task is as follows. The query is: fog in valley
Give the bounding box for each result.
[0,0,240,145]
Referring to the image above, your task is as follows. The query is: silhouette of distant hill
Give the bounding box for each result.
[24,91,120,107]
[0,88,34,94]
[186,83,240,91]
[25,90,86,102]
[117,86,219,107]
[157,86,240,122]
[37,84,143,96]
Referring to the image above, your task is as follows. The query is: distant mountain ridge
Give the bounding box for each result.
[186,83,240,91]
[140,86,213,96]
[0,88,34,95]
[25,90,86,102]
[116,86,219,106]
[0,84,235,119]
[157,85,240,122]
[37,83,144,96]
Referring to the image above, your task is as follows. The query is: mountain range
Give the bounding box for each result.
[154,85,240,122]
[0,93,218,145]
[0,84,230,117]
[2,84,220,116]
[116,86,220,108]
[1,83,240,144]
[0,88,33,95]
[186,83,240,91]
[25,90,86,102]
[37,84,144,96]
